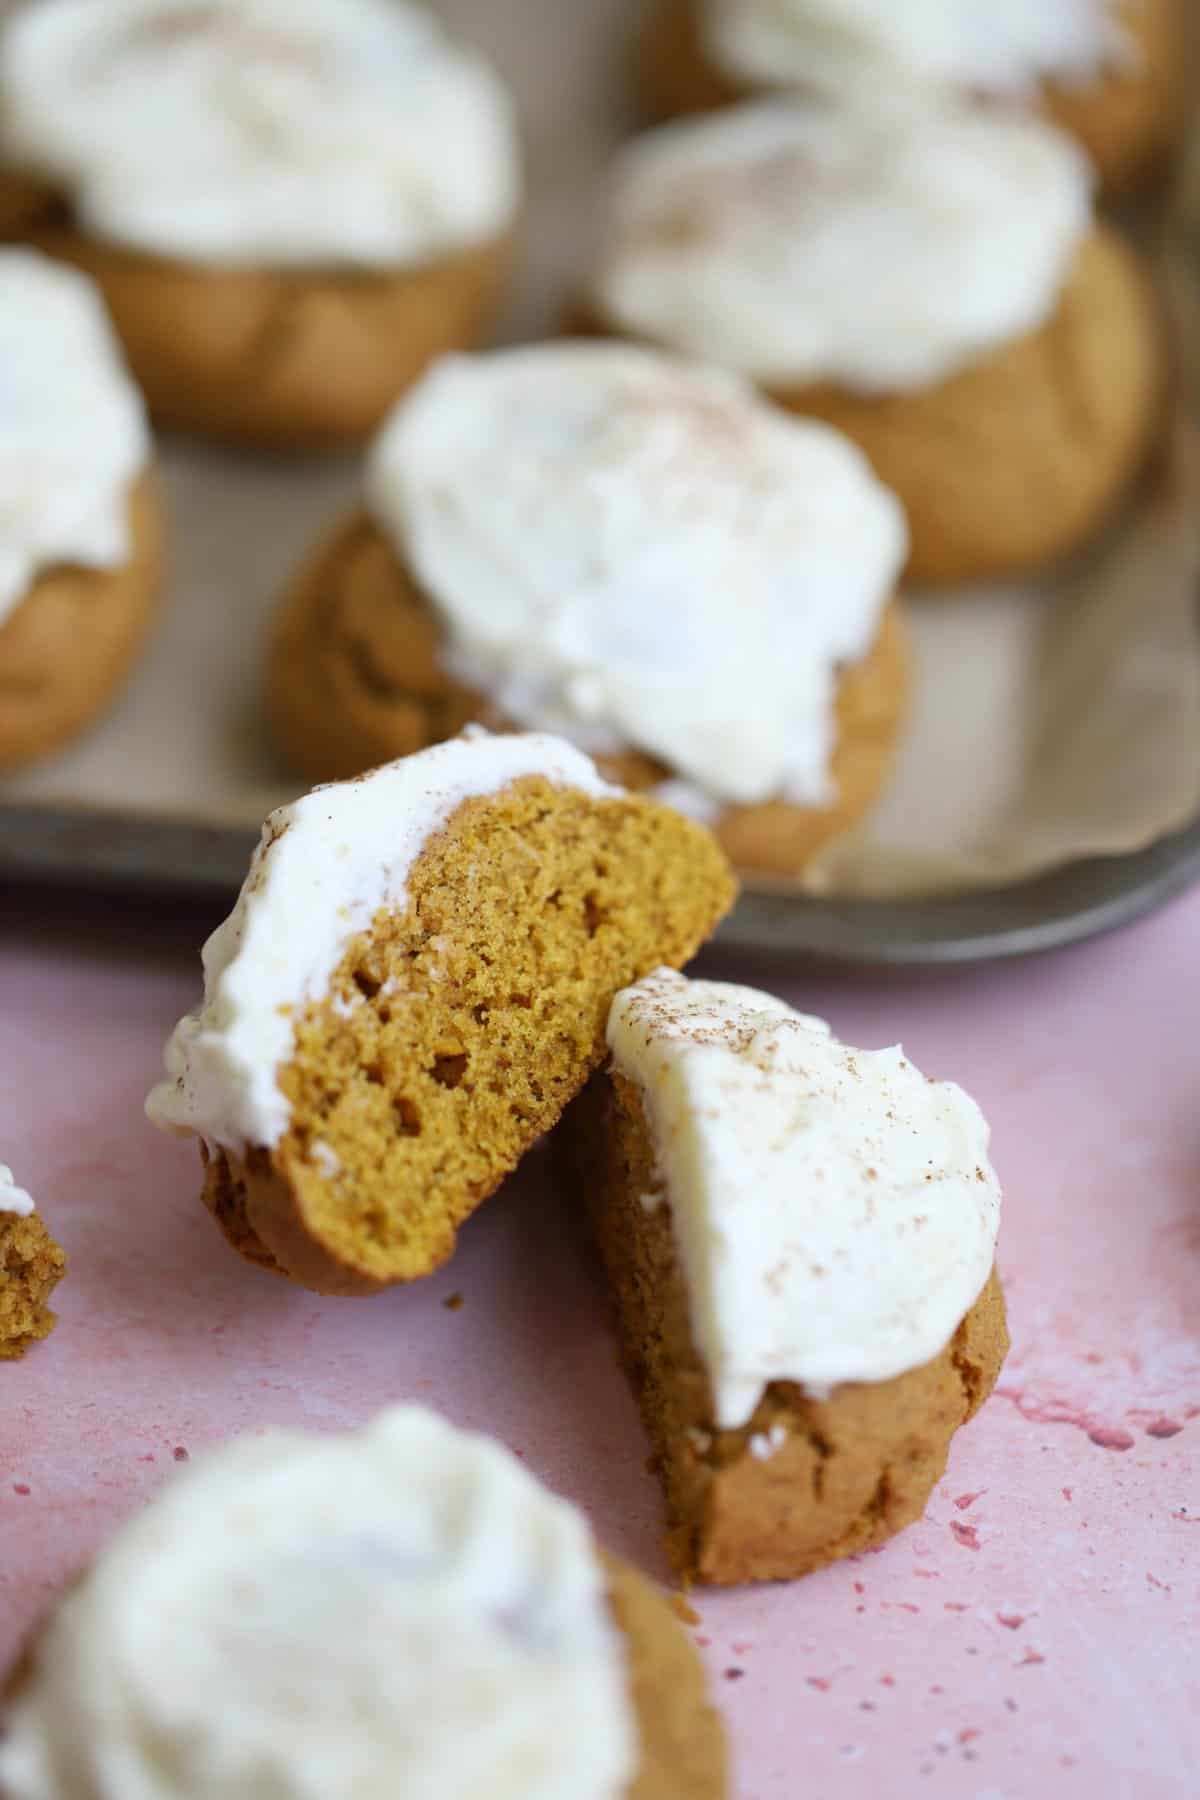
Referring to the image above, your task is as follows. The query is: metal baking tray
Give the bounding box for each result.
[2,793,1198,965]
[1,0,1197,965]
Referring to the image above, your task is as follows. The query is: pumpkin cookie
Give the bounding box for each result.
[0,0,520,449]
[0,1408,727,1799]
[0,249,160,771]
[146,730,735,1295]
[269,343,911,877]
[559,971,1009,1585]
[638,0,1184,193]
[0,1165,66,1361]
[584,103,1165,586]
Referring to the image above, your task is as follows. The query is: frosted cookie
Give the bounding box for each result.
[638,0,1184,193]
[0,249,161,770]
[0,0,520,449]
[560,971,1009,1585]
[268,342,911,877]
[0,1407,727,1799]
[583,103,1165,587]
[0,1164,66,1360]
[146,730,735,1295]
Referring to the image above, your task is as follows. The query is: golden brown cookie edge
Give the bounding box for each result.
[561,1068,1010,1587]
[20,227,516,450]
[0,470,163,770]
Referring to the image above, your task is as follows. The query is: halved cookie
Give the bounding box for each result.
[268,342,911,878]
[147,731,736,1295]
[0,1166,66,1361]
[0,1407,728,1799]
[559,970,1009,1585]
[0,0,520,448]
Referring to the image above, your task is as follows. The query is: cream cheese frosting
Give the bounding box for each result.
[0,1162,35,1216]
[0,248,149,624]
[0,0,520,269]
[703,0,1129,100]
[145,730,620,1151]
[594,101,1093,390]
[608,970,1002,1429]
[0,1406,638,1800]
[367,342,907,813]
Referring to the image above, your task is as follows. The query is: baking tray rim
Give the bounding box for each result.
[3,794,1198,966]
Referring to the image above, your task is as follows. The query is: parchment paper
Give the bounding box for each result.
[2,0,1198,902]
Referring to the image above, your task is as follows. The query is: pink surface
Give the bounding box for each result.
[2,893,1198,1799]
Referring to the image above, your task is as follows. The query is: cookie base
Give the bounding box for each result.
[773,229,1165,588]
[606,1553,727,1797]
[267,514,911,877]
[0,472,164,771]
[562,1070,1010,1586]
[197,774,735,1294]
[19,225,514,450]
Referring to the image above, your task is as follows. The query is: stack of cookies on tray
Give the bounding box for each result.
[0,3,1185,1795]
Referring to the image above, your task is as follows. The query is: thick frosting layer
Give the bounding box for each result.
[0,1162,35,1216]
[0,249,148,624]
[0,1407,637,1800]
[595,102,1093,389]
[145,731,619,1150]
[608,970,1002,1428]
[703,0,1128,99]
[368,343,907,811]
[0,0,520,268]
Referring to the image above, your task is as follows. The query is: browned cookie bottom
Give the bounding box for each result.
[21,225,515,450]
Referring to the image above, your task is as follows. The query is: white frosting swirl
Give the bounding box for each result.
[0,1407,637,1800]
[608,970,1002,1428]
[703,0,1129,99]
[367,343,907,813]
[594,101,1093,390]
[0,249,148,625]
[145,731,620,1151]
[0,1162,35,1216]
[0,0,520,268]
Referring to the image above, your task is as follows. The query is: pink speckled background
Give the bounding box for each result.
[2,890,1197,1799]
